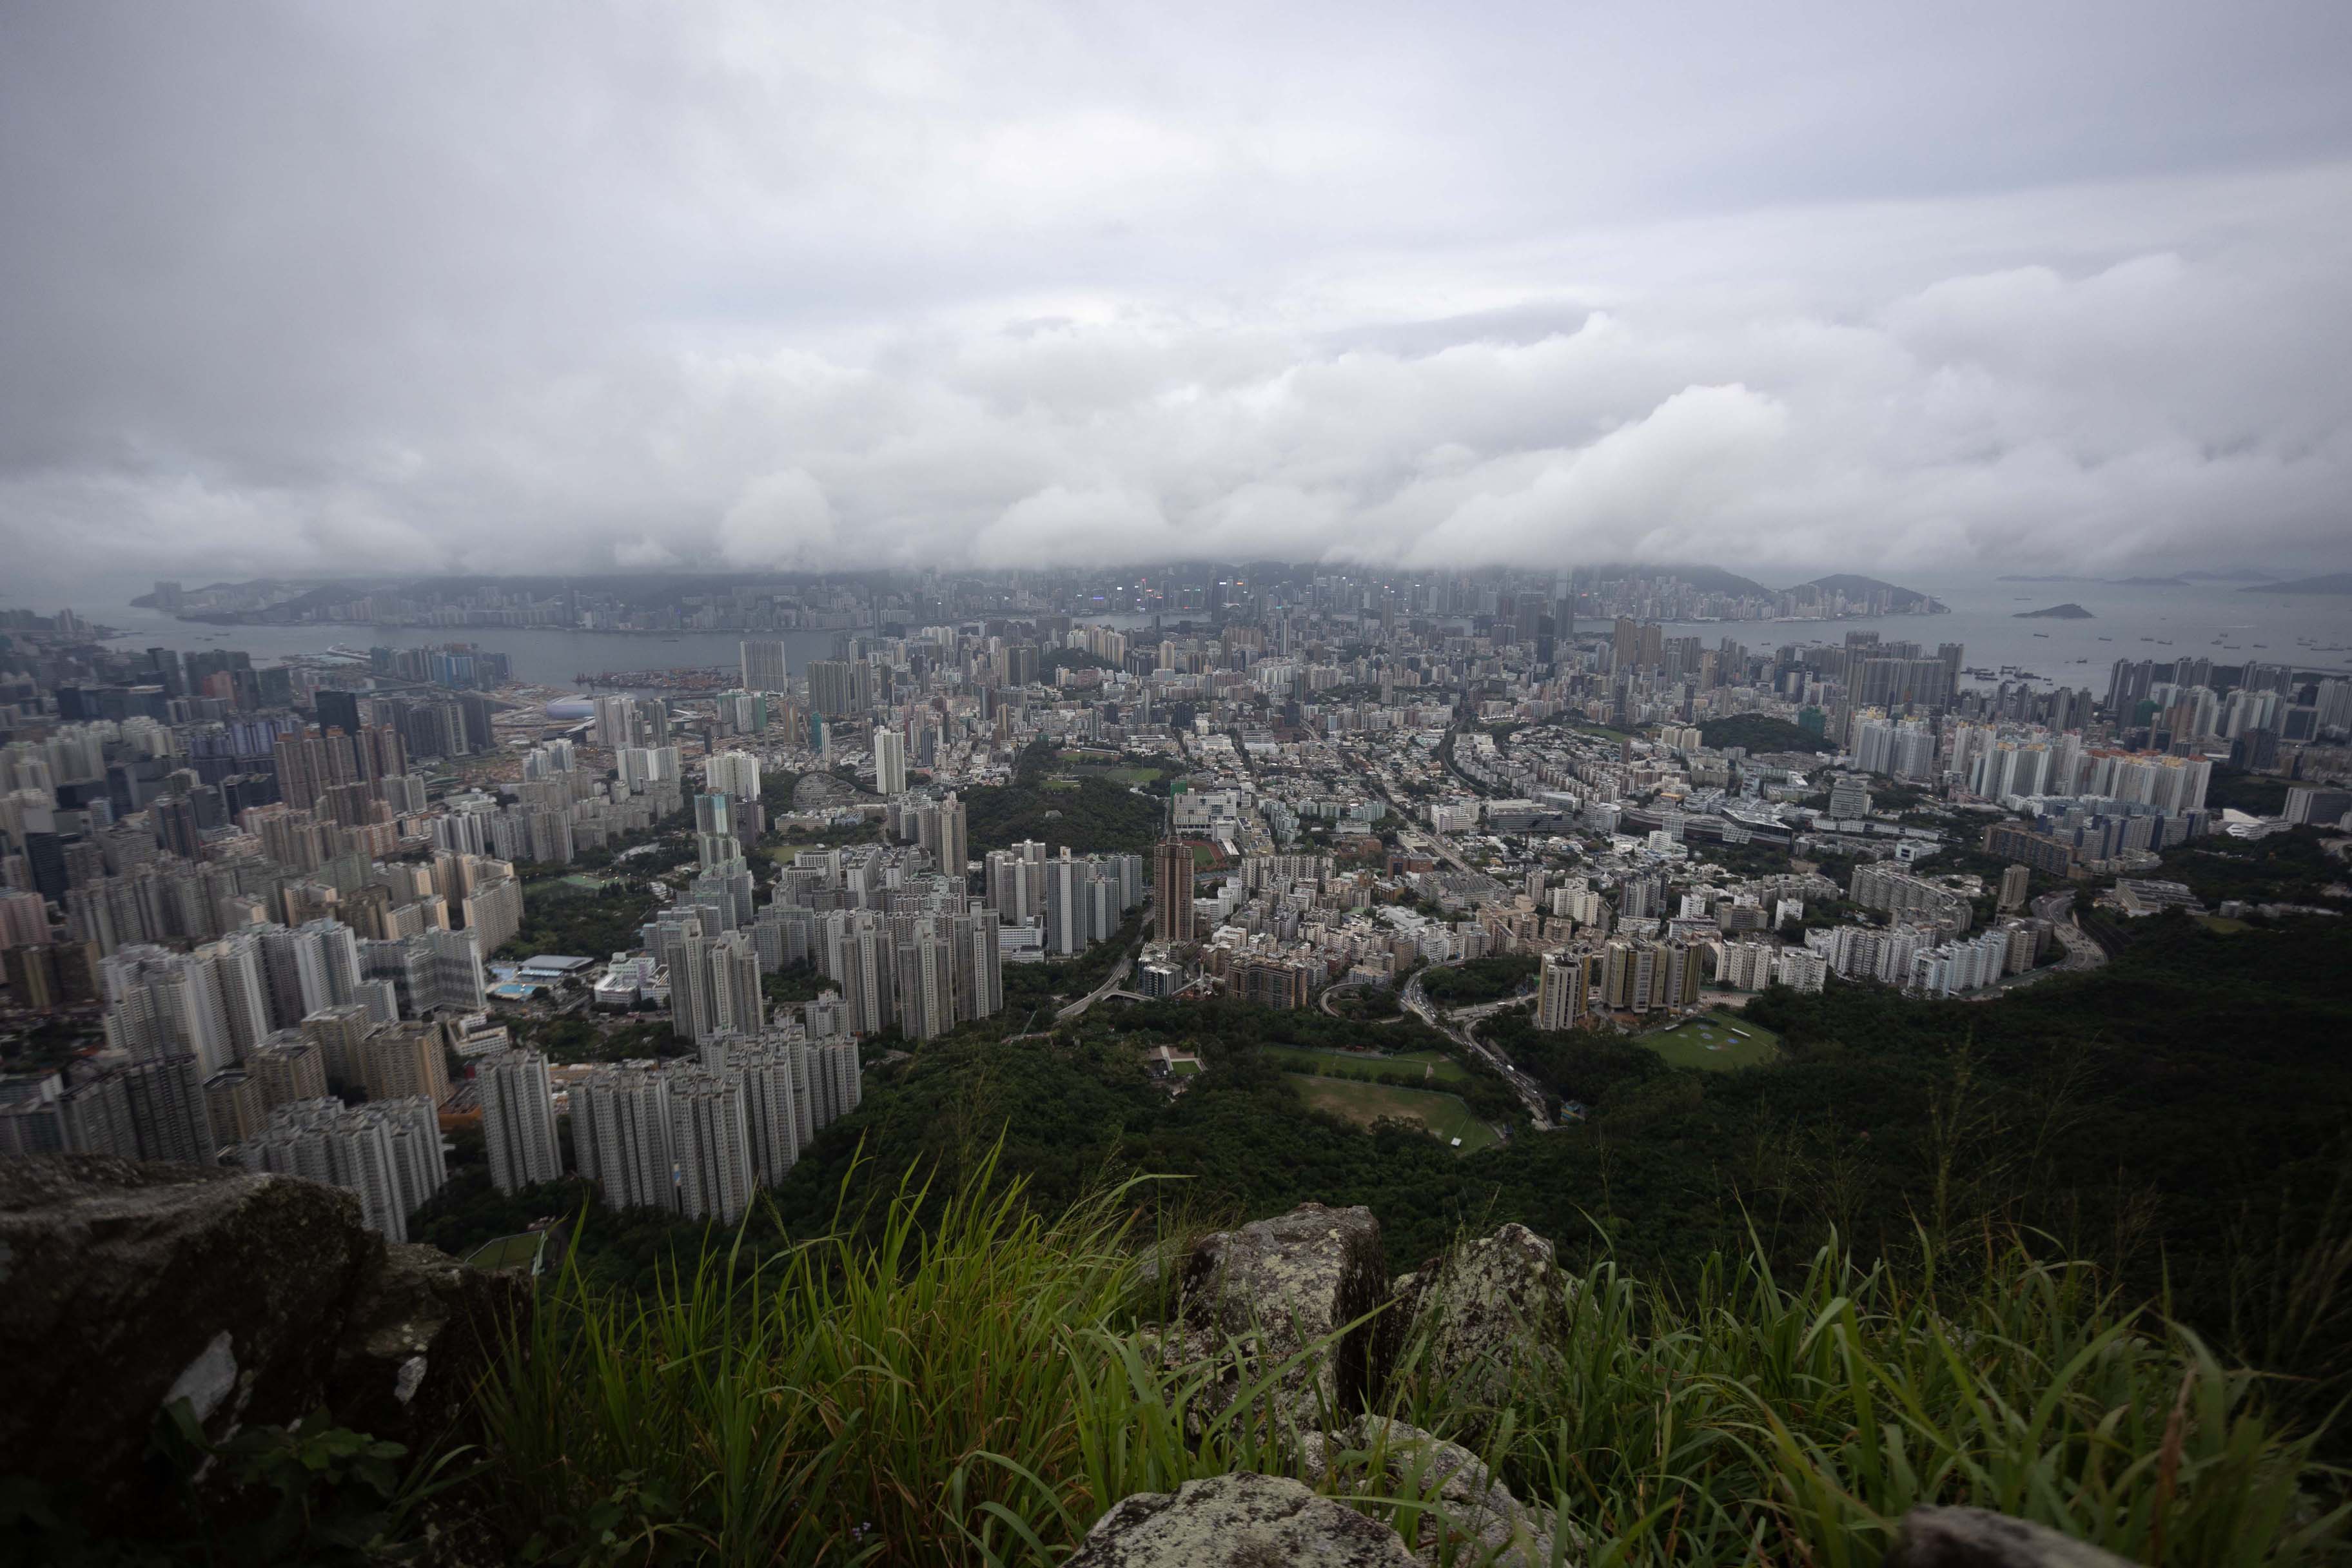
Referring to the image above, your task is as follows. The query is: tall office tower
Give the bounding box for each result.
[740,640,790,694]
[478,1049,562,1194]
[873,728,907,796]
[573,1062,676,1213]
[1535,948,1589,1032]
[247,1030,329,1108]
[712,1034,802,1186]
[667,1068,754,1223]
[119,1054,217,1163]
[707,750,761,805]
[1153,841,1195,944]
[315,689,364,740]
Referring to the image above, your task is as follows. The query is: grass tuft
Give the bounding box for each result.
[480,1163,2347,1565]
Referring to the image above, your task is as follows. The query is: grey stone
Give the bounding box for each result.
[0,1155,378,1521]
[1382,1223,1574,1424]
[1176,1202,1390,1427]
[328,1240,533,1457]
[0,1154,529,1543]
[1885,1507,2140,1568]
[1300,1417,1568,1568]
[1067,1471,1420,1567]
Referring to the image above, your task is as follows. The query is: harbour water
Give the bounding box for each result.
[1592,576,2352,692]
[94,580,2352,698]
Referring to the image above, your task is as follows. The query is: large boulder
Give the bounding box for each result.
[1066,1471,1418,1567]
[1298,1416,1568,1568]
[0,1155,528,1540]
[1885,1507,2139,1568]
[1383,1222,1575,1424]
[0,1155,380,1520]
[328,1241,533,1458]
[1175,1202,1390,1427]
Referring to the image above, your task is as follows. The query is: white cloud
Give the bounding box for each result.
[718,469,838,569]
[2,3,2349,597]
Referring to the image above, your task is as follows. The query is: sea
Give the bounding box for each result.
[90,605,1166,692]
[90,582,2352,698]
[1576,575,2352,692]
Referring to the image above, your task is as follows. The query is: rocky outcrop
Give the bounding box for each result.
[1175,1202,1389,1427]
[1065,1472,1419,1567]
[1298,1417,1567,1568]
[1886,1506,2140,1568]
[1384,1223,1576,1421]
[328,1241,531,1457]
[0,1154,529,1538]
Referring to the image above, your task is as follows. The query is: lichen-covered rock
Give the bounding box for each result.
[1886,1506,2139,1568]
[1298,1416,1569,1568]
[0,1155,529,1547]
[329,1241,533,1457]
[1382,1223,1574,1423]
[1175,1202,1390,1427]
[1066,1471,1419,1567]
[0,1155,380,1522]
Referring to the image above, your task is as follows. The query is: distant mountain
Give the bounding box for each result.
[1999,573,2189,587]
[1786,574,1945,612]
[2180,569,2286,582]
[1578,562,1774,598]
[2242,573,2352,596]
[2015,603,2094,620]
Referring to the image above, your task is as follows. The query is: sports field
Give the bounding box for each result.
[1285,1073,1498,1152]
[465,1231,546,1272]
[1262,1044,1468,1084]
[1640,1011,1779,1071]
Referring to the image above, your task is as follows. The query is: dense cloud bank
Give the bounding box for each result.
[3,3,2348,595]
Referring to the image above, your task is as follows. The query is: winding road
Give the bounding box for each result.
[1400,965,1554,1131]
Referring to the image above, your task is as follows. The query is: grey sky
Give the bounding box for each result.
[3,1,2349,598]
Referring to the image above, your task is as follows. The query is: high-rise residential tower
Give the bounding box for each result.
[740,640,790,693]
[479,1049,562,1195]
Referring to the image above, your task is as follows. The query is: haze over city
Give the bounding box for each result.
[5,1,2351,597]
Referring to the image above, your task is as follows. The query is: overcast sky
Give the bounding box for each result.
[4,2,2349,600]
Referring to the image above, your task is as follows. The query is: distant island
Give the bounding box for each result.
[2014,602,2094,620]
[2241,573,2352,596]
[1783,573,1946,612]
